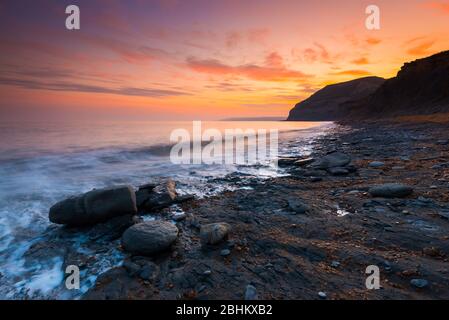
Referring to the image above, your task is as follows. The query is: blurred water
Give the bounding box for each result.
[0,120,332,299]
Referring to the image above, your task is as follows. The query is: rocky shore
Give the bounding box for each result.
[35,120,449,300]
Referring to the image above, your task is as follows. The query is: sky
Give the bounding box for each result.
[0,0,448,121]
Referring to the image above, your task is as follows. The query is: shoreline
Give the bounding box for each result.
[84,120,449,300]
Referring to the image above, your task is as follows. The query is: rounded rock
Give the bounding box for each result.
[122,221,178,255]
[200,223,231,245]
[410,279,429,289]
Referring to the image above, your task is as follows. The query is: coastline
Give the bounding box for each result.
[84,120,449,300]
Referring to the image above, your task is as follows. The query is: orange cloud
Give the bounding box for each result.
[186,55,310,82]
[366,37,382,45]
[351,57,370,65]
[407,40,435,55]
[265,52,284,67]
[423,1,449,14]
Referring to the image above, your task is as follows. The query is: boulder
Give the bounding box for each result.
[136,179,178,210]
[121,220,179,255]
[369,183,414,198]
[312,152,351,170]
[200,223,231,245]
[49,186,137,226]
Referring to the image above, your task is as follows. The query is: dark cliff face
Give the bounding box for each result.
[350,50,449,118]
[287,77,385,121]
[287,51,449,121]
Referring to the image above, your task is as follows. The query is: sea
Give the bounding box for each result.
[0,120,333,299]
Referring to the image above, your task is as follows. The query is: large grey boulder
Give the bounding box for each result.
[312,152,351,170]
[369,183,414,198]
[200,223,231,245]
[49,186,137,226]
[121,221,179,255]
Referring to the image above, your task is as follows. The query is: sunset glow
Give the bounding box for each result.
[1,0,449,120]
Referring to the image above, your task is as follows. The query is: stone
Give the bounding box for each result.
[220,249,231,256]
[368,183,413,198]
[287,199,310,214]
[318,291,327,299]
[244,285,258,300]
[121,221,178,255]
[123,259,140,276]
[331,261,340,268]
[410,279,429,289]
[294,158,315,167]
[172,213,187,222]
[312,152,351,170]
[369,161,385,168]
[139,262,159,281]
[49,186,137,226]
[278,157,300,167]
[328,167,349,176]
[137,179,178,210]
[200,223,231,245]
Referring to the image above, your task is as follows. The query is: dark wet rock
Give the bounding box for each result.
[303,169,328,177]
[331,261,340,268]
[328,167,349,176]
[369,161,385,168]
[422,247,444,258]
[121,220,179,255]
[136,179,178,211]
[139,261,159,281]
[310,177,323,182]
[278,157,300,167]
[438,210,449,220]
[294,158,315,167]
[287,198,310,214]
[175,194,195,204]
[369,183,414,198]
[244,285,258,300]
[49,185,137,226]
[200,223,231,245]
[410,279,429,289]
[172,213,187,222]
[86,214,137,241]
[138,183,157,191]
[220,249,231,257]
[312,152,351,170]
[123,259,141,276]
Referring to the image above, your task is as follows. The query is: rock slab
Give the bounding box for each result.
[368,183,414,198]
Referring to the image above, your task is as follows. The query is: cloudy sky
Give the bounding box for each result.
[1,0,448,120]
